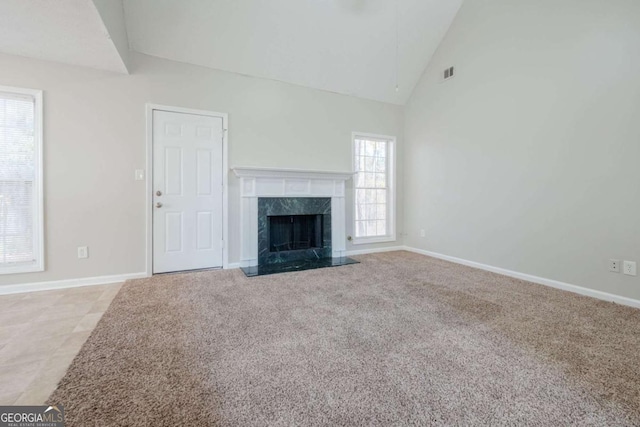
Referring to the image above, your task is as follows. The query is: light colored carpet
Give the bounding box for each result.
[48,251,640,426]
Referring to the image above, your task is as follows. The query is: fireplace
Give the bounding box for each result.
[233,166,360,276]
[269,214,324,252]
[258,197,332,265]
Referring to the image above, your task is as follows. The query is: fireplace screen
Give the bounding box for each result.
[269,214,323,252]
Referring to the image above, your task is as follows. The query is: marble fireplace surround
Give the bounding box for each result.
[232,167,354,268]
[258,197,332,265]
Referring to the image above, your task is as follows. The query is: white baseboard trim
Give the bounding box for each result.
[403,246,640,309]
[225,263,241,270]
[0,272,148,296]
[9,248,635,309]
[346,245,407,257]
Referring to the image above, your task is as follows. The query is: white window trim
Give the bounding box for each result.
[351,131,396,245]
[0,85,44,275]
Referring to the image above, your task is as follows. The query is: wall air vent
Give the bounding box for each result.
[443,66,455,81]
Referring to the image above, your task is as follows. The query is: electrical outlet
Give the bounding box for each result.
[609,259,621,273]
[420,229,426,238]
[77,246,89,259]
[623,261,637,276]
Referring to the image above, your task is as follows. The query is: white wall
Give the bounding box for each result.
[404,0,640,299]
[0,51,403,287]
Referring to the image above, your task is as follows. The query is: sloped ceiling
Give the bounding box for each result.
[0,0,462,105]
[0,0,129,73]
[123,0,462,104]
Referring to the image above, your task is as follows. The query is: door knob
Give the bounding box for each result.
[156,190,162,196]
[156,202,163,208]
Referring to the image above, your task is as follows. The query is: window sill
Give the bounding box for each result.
[0,262,44,275]
[351,235,396,246]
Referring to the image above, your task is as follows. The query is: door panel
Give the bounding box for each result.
[153,110,223,273]
[196,149,212,195]
[165,212,183,253]
[164,147,183,195]
[197,211,213,250]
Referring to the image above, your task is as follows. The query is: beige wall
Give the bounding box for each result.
[404,0,640,299]
[0,52,404,286]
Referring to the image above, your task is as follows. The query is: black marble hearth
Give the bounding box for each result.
[240,256,359,277]
[239,196,360,277]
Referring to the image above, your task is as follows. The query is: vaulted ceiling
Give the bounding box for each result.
[0,0,129,73]
[0,0,462,105]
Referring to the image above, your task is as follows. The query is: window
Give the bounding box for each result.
[353,133,395,244]
[0,86,43,274]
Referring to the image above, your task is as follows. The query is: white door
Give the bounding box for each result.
[152,110,224,273]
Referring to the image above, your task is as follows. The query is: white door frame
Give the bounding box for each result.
[145,103,229,276]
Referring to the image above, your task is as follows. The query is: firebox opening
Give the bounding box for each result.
[269,214,324,252]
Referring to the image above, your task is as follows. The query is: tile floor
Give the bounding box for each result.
[0,282,122,405]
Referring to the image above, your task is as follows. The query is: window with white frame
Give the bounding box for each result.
[353,133,395,244]
[0,86,43,274]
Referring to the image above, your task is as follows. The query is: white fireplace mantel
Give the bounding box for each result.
[232,166,353,181]
[232,166,354,267]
